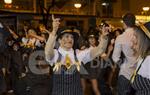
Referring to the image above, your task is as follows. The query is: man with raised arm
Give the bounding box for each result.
[45,15,109,95]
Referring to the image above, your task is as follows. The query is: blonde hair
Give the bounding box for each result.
[134,26,150,58]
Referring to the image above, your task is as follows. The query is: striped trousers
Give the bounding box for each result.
[117,75,131,95]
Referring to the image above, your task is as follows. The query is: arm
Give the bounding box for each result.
[28,33,45,41]
[45,33,57,61]
[7,26,19,39]
[45,15,60,61]
[112,37,122,64]
[101,44,114,60]
[90,26,109,59]
[90,36,108,59]
[43,28,51,34]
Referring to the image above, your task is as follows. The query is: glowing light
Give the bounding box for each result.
[74,3,82,9]
[4,0,12,4]
[143,7,150,11]
[102,2,109,6]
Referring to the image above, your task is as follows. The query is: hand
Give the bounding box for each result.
[52,14,60,35]
[19,73,26,78]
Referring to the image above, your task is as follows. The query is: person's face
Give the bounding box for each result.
[39,25,46,32]
[115,31,120,37]
[88,37,96,46]
[41,34,46,39]
[13,44,19,51]
[24,26,28,32]
[59,33,74,50]
[101,26,110,35]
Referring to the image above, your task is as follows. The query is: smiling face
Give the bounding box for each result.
[58,33,74,50]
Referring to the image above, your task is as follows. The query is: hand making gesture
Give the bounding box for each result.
[51,14,60,35]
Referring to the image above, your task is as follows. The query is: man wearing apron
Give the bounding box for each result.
[45,15,109,95]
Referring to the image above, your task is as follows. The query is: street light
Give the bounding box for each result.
[142,7,150,15]
[74,2,82,26]
[101,2,109,6]
[4,0,12,4]
[143,7,150,11]
[143,7,150,12]
[74,3,82,9]
[74,2,82,14]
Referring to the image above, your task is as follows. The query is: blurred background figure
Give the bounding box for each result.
[0,21,10,95]
[131,22,150,95]
[81,28,101,95]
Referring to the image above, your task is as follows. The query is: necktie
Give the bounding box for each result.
[65,54,71,69]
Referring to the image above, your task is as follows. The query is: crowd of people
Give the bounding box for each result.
[0,13,150,95]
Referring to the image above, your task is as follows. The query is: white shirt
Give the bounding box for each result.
[22,37,42,47]
[46,47,92,66]
[137,55,150,80]
[112,28,137,80]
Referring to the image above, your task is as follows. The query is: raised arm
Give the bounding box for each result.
[90,26,109,59]
[28,33,45,41]
[7,26,19,39]
[45,15,60,61]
